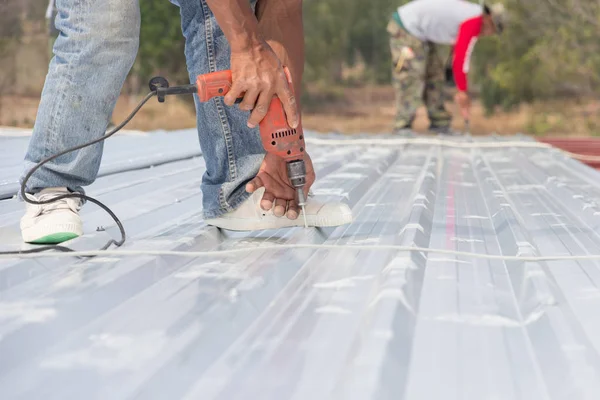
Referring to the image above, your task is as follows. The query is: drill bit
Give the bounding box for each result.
[296,188,308,229]
[288,160,308,229]
[301,206,308,228]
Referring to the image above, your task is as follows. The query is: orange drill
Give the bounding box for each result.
[149,67,308,223]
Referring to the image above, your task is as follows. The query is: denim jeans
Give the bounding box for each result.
[22,0,264,219]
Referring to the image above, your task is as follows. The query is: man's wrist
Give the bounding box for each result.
[205,0,264,52]
[229,30,263,53]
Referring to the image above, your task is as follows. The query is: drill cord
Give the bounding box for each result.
[0,91,156,257]
[2,81,311,256]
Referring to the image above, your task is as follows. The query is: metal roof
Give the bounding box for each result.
[2,128,600,399]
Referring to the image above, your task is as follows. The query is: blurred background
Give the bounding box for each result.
[1,0,599,135]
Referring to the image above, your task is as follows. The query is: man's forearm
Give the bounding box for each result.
[256,0,303,16]
[205,0,304,93]
[205,0,262,52]
[255,0,304,98]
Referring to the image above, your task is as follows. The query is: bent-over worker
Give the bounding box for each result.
[388,0,505,133]
[21,0,353,244]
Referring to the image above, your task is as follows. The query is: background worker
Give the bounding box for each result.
[20,0,352,244]
[388,0,505,134]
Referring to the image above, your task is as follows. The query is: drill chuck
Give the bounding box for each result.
[287,160,307,206]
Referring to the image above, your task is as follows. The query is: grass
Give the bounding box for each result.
[2,85,600,137]
[301,86,600,137]
[2,31,600,136]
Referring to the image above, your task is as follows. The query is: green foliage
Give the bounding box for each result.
[131,0,600,113]
[0,0,22,40]
[345,0,402,83]
[136,1,187,83]
[524,111,568,136]
[303,0,353,84]
[472,0,600,113]
[303,0,404,84]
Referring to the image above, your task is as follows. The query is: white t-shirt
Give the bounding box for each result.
[398,0,482,44]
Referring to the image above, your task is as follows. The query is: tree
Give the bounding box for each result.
[303,0,354,84]
[345,0,401,83]
[134,1,187,85]
[0,0,23,121]
[472,0,600,112]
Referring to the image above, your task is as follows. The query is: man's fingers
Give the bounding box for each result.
[246,176,264,193]
[278,82,299,129]
[224,82,245,106]
[273,198,287,217]
[256,172,296,200]
[247,91,273,129]
[239,88,259,112]
[287,199,299,220]
[260,191,275,211]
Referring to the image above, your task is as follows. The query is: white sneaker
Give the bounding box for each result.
[20,187,83,244]
[205,188,353,231]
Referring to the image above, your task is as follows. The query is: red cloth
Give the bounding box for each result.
[452,16,482,92]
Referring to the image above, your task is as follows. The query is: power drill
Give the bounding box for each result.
[149,67,308,224]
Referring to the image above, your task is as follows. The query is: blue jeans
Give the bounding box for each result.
[22,0,264,219]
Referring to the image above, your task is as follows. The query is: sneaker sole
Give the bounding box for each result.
[21,222,83,244]
[27,232,80,245]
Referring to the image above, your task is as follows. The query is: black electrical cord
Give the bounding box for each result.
[0,91,157,256]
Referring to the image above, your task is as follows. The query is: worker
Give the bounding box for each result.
[20,0,352,244]
[388,0,505,134]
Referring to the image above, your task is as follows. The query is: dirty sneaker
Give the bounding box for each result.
[205,188,353,231]
[20,187,83,244]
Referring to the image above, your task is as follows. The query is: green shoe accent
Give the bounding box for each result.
[28,232,79,245]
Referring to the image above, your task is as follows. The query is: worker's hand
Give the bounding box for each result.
[225,41,299,130]
[245,152,316,220]
[454,91,471,120]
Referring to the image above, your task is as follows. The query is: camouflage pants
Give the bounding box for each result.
[387,20,451,129]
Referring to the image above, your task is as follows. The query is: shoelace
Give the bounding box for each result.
[31,192,81,215]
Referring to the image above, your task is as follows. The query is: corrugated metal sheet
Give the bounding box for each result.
[0,129,201,199]
[2,129,600,400]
